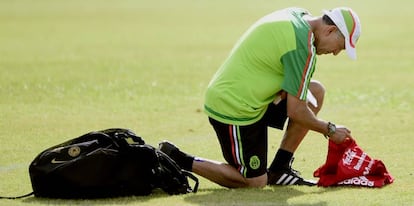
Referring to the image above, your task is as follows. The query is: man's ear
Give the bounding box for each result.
[326,25,337,35]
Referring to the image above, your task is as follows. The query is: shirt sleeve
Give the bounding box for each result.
[281,30,316,100]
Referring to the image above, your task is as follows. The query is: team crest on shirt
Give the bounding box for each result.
[249,155,260,170]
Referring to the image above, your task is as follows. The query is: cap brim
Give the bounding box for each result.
[345,39,357,60]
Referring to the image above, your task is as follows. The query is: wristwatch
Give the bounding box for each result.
[325,122,336,139]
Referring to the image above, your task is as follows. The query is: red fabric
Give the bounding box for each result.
[314,138,394,187]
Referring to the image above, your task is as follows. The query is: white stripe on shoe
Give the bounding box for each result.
[290,177,299,185]
[282,175,293,185]
[275,173,300,185]
[276,174,288,184]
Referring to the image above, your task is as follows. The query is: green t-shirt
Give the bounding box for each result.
[204,7,317,125]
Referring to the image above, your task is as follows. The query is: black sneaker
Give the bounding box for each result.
[267,168,316,186]
[267,157,316,186]
[158,141,194,171]
[158,141,178,157]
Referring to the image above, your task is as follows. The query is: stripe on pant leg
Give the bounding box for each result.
[229,125,246,176]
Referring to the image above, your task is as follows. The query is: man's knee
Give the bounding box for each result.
[245,173,268,188]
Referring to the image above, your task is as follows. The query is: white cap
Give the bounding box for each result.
[323,7,361,60]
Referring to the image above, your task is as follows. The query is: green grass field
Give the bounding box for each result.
[1,0,413,205]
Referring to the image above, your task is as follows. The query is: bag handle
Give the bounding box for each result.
[0,192,34,199]
[182,170,199,193]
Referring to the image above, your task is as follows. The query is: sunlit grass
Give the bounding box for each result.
[1,0,413,205]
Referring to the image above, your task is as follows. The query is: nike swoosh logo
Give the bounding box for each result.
[51,158,68,164]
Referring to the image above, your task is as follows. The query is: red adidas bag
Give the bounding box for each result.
[314,138,394,187]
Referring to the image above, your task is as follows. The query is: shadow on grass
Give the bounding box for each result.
[21,196,149,205]
[184,186,343,206]
[18,187,346,205]
[20,189,168,205]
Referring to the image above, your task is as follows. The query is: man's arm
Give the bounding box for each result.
[286,93,351,143]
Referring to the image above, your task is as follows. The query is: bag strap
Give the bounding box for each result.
[182,170,199,193]
[98,128,145,146]
[0,192,34,199]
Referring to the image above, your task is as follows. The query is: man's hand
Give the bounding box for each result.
[329,125,352,144]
